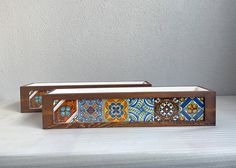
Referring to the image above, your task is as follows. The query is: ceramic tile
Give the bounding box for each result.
[53,100,78,124]
[179,97,204,121]
[128,98,154,122]
[154,98,179,122]
[29,90,50,109]
[104,99,128,122]
[77,99,103,122]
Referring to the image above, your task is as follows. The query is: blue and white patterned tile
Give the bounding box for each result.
[128,98,155,122]
[179,97,204,121]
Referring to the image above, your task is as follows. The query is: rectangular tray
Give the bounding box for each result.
[20,81,151,113]
[42,86,216,129]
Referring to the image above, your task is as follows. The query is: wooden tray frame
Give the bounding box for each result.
[42,86,215,129]
[20,81,152,113]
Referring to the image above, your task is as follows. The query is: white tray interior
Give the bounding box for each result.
[27,81,147,86]
[49,86,208,94]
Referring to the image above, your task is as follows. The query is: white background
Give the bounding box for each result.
[1,0,236,100]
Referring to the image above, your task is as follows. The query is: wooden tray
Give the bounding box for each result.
[20,81,151,112]
[42,86,216,129]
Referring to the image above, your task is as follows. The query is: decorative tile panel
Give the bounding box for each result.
[104,99,129,122]
[51,97,205,124]
[154,98,179,122]
[179,97,204,121]
[53,100,78,124]
[29,90,51,109]
[77,99,103,122]
[128,98,155,122]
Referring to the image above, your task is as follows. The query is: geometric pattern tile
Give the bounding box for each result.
[29,90,51,109]
[53,100,78,124]
[77,99,103,123]
[128,98,155,122]
[154,98,179,122]
[104,99,129,122]
[179,97,204,121]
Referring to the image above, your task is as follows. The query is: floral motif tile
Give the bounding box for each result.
[104,99,128,122]
[179,97,204,121]
[154,98,179,122]
[53,100,78,124]
[128,98,154,122]
[29,90,51,109]
[77,99,103,122]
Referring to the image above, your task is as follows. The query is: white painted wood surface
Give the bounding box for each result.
[27,81,147,86]
[0,96,235,167]
[50,86,208,94]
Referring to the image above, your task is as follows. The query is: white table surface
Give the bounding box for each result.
[0,96,236,168]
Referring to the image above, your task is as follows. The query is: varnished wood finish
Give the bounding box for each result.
[42,86,216,129]
[20,81,152,113]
